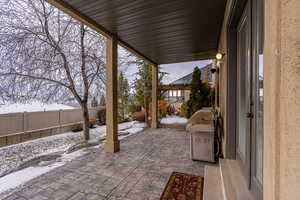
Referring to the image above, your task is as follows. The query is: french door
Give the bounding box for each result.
[251,0,264,198]
[236,1,252,184]
[236,0,264,199]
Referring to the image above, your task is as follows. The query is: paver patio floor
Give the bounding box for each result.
[1,128,205,200]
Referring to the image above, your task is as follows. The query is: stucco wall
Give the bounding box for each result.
[264,0,300,199]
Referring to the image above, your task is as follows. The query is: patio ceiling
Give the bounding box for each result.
[47,0,227,65]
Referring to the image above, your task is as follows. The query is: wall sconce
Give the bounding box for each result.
[216,53,225,61]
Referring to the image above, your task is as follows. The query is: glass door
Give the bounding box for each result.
[251,0,264,198]
[236,1,252,184]
[232,0,264,198]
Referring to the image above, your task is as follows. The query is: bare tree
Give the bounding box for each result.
[0,0,107,140]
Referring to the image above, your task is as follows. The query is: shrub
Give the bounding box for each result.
[158,100,168,118]
[131,111,145,122]
[180,101,189,118]
[89,119,98,128]
[97,108,106,124]
[129,104,142,113]
[71,123,83,132]
[71,119,98,132]
[149,100,168,118]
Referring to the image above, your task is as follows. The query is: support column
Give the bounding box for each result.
[105,35,120,153]
[151,65,158,128]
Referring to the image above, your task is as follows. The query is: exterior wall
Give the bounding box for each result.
[217,0,234,158]
[184,90,191,102]
[264,0,300,199]
[218,0,300,199]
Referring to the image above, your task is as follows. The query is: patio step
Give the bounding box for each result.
[203,165,224,200]
[219,159,254,200]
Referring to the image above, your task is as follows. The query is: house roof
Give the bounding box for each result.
[47,0,227,65]
[170,64,212,85]
[170,73,194,85]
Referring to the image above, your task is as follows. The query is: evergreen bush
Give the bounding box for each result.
[180,101,189,117]
[186,67,212,118]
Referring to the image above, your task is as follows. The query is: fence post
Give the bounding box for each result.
[59,109,62,133]
[22,112,25,133]
[23,111,27,133]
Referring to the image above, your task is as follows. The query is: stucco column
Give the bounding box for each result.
[151,64,158,128]
[104,35,120,153]
[264,0,300,199]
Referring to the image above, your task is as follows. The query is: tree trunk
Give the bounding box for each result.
[122,103,125,121]
[81,102,90,141]
[145,100,149,126]
[144,87,149,126]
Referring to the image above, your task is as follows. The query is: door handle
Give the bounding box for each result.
[247,112,254,118]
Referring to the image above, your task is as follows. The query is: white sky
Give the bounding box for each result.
[160,60,212,84]
[119,49,212,86]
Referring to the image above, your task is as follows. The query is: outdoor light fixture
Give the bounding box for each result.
[211,65,217,74]
[211,60,218,74]
[216,53,224,60]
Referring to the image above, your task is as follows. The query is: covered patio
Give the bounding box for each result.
[45,0,226,153]
[0,128,206,200]
[1,0,299,199]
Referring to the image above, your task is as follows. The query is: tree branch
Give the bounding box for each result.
[1,72,70,88]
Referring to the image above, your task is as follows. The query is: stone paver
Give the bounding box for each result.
[1,128,205,200]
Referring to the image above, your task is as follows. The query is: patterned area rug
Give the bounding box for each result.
[160,172,204,200]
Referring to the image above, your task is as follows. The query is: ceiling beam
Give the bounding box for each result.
[118,40,157,66]
[159,84,191,91]
[46,0,112,38]
[46,0,157,66]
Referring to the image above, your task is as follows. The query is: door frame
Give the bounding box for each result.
[226,0,263,199]
[235,1,252,186]
[225,0,248,160]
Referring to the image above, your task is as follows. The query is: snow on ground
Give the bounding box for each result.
[0,165,60,193]
[0,131,84,177]
[0,149,88,193]
[0,101,75,114]
[160,115,188,124]
[0,121,146,194]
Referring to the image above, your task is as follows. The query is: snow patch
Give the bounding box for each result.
[0,165,59,193]
[0,101,75,114]
[0,149,86,194]
[126,127,144,134]
[160,116,188,124]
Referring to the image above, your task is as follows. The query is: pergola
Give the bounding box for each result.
[159,84,191,91]
[46,0,226,153]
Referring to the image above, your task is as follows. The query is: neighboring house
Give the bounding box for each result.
[162,64,213,103]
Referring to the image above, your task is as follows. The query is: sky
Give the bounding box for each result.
[118,46,212,86]
[120,59,212,85]
[160,60,212,84]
